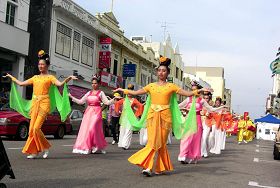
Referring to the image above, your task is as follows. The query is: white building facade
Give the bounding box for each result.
[0,0,30,97]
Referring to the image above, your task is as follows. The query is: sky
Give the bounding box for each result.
[74,0,280,119]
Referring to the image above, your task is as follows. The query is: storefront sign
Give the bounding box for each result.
[123,64,136,77]
[99,51,111,69]
[100,71,123,89]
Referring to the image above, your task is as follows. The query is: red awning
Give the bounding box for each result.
[68,85,90,99]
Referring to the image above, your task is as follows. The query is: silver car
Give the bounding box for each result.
[69,110,83,134]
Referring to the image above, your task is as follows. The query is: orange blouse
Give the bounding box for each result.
[143,83,180,105]
[27,75,57,95]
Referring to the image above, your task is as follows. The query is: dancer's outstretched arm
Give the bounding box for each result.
[3,73,31,86]
[113,88,147,96]
[177,88,212,97]
[53,76,77,87]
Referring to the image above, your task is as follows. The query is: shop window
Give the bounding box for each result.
[81,36,94,67]
[6,2,16,26]
[55,23,72,58]
[72,31,81,61]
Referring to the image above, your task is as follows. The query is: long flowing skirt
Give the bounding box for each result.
[178,115,203,161]
[73,106,107,154]
[22,98,51,154]
[128,110,173,173]
[118,126,133,149]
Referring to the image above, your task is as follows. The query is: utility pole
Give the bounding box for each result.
[156,21,175,41]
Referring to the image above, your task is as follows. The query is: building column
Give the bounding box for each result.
[12,56,25,97]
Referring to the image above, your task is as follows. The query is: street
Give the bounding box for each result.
[0,135,279,188]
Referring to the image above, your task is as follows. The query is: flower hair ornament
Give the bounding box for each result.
[38,50,49,61]
[159,55,171,67]
[92,74,101,82]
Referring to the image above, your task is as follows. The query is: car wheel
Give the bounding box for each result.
[54,125,65,139]
[16,123,29,140]
[273,144,280,160]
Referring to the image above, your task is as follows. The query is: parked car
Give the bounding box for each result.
[69,109,83,134]
[273,126,280,160]
[0,104,72,140]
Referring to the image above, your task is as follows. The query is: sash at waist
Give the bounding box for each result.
[32,94,49,101]
[150,104,170,112]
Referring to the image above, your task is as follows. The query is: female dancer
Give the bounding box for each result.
[114,56,209,176]
[178,82,225,164]
[115,84,143,150]
[4,50,76,159]
[200,92,214,158]
[210,97,225,154]
[70,76,115,154]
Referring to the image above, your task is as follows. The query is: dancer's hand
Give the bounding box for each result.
[69,76,78,80]
[2,73,13,79]
[113,88,124,93]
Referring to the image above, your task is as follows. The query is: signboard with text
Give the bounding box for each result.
[123,64,136,77]
[99,51,111,69]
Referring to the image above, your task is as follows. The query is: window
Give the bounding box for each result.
[141,73,147,86]
[265,129,270,135]
[181,70,183,81]
[72,31,81,61]
[176,67,179,79]
[55,23,72,58]
[81,36,94,67]
[113,59,118,75]
[124,58,127,64]
[6,3,16,26]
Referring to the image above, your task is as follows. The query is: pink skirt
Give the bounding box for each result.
[73,106,107,154]
[178,115,203,160]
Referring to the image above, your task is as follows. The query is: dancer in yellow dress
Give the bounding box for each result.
[114,56,209,176]
[237,116,247,144]
[4,50,76,159]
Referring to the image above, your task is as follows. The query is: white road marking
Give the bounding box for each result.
[256,145,260,147]
[8,147,22,150]
[253,158,259,162]
[256,149,260,152]
[248,181,280,188]
[62,145,74,147]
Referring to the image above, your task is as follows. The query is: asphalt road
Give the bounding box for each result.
[1,135,280,188]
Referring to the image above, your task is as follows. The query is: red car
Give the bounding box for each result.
[0,104,72,140]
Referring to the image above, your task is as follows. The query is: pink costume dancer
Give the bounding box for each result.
[71,90,114,154]
[178,96,224,164]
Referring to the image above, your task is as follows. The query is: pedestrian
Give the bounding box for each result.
[114,56,210,176]
[178,81,225,164]
[108,92,122,145]
[4,50,75,159]
[70,75,115,154]
[115,84,143,150]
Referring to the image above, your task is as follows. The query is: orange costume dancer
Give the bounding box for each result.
[114,56,208,176]
[127,83,180,173]
[4,50,76,159]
